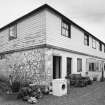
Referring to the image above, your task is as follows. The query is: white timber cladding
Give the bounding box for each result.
[45,9,105,59]
[0,10,46,53]
[0,8,105,59]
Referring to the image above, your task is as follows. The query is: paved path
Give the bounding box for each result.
[70,82,105,105]
[39,82,105,105]
[0,82,105,105]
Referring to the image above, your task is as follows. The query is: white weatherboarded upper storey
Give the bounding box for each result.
[0,10,46,52]
[45,9,105,59]
[0,4,104,60]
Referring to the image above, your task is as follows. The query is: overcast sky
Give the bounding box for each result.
[0,0,105,42]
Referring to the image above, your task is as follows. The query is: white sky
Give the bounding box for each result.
[0,0,105,42]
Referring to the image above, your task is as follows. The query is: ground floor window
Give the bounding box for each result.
[89,62,100,71]
[67,57,72,76]
[89,63,95,71]
[77,58,82,72]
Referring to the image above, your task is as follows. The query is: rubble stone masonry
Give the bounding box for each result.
[0,48,50,85]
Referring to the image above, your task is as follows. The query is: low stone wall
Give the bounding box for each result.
[0,48,49,85]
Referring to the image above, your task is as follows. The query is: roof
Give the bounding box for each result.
[0,4,104,45]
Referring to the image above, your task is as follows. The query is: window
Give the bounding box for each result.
[67,57,72,75]
[84,33,89,46]
[89,62,99,71]
[89,63,95,71]
[89,62,101,72]
[92,38,96,49]
[95,62,99,71]
[9,24,17,40]
[104,45,105,53]
[77,58,82,72]
[99,42,102,51]
[61,20,71,38]
[97,41,100,50]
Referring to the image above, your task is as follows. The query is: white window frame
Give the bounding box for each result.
[61,20,71,38]
[9,24,17,40]
[92,38,96,49]
[84,33,89,46]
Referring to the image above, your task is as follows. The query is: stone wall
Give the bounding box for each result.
[0,48,49,85]
[45,48,53,84]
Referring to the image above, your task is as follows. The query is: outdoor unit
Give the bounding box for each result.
[52,78,67,96]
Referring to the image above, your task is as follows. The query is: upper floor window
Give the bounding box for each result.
[77,58,82,72]
[84,33,89,46]
[61,20,71,38]
[9,24,17,40]
[92,38,96,49]
[99,42,102,51]
[104,45,105,53]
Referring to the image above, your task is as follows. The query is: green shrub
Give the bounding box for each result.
[41,86,50,95]
[11,81,21,92]
[93,77,97,81]
[17,87,32,99]
[0,75,9,84]
[17,86,43,99]
[0,76,10,93]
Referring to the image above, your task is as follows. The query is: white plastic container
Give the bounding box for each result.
[52,78,67,96]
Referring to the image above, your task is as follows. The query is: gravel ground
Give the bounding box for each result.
[0,81,105,105]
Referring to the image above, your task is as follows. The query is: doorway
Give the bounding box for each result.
[67,57,72,94]
[53,56,61,79]
[67,57,72,76]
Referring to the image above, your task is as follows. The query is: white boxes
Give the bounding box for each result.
[52,78,67,96]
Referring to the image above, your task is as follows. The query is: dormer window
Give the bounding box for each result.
[9,24,17,40]
[61,20,71,38]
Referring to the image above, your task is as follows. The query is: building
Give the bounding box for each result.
[0,4,105,86]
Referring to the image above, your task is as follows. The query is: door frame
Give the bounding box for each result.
[53,55,62,79]
[67,57,72,76]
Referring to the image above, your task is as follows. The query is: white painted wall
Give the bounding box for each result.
[45,48,89,78]
[45,48,104,81]
[46,9,105,59]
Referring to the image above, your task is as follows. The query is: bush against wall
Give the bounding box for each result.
[0,49,47,85]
